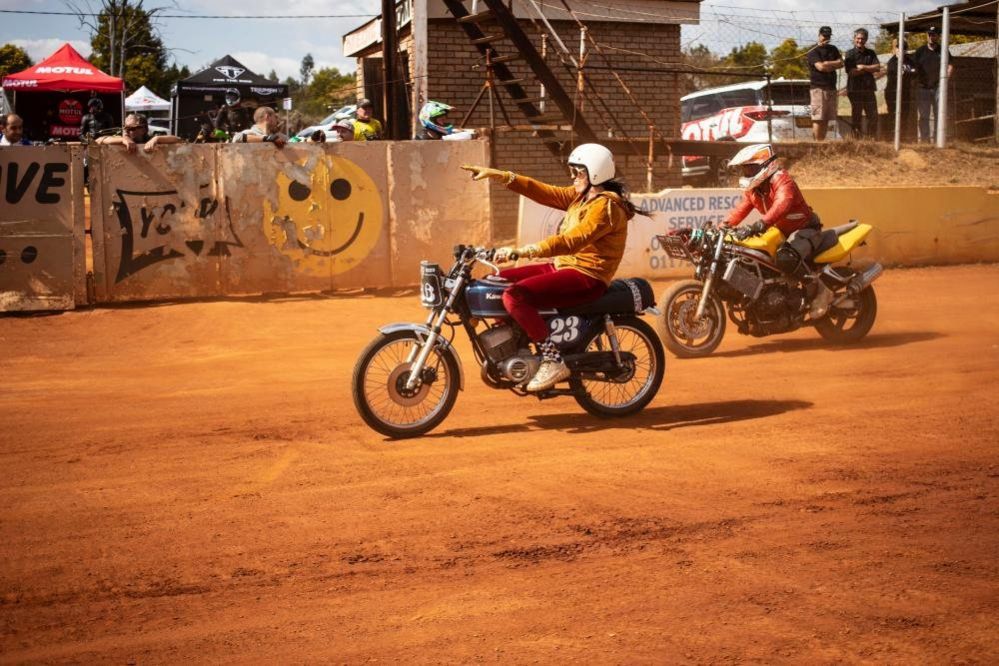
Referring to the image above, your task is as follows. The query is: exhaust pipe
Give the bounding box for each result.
[852,263,883,291]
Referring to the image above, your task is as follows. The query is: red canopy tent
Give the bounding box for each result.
[1,43,124,140]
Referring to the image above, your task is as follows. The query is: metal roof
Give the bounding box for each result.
[880,0,998,37]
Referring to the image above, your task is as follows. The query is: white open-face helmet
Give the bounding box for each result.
[729,143,779,191]
[567,143,615,185]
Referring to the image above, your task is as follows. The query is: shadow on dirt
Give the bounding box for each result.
[427,399,812,438]
[709,331,943,358]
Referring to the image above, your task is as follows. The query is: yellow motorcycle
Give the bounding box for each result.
[656,222,882,357]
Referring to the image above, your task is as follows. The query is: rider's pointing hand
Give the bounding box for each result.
[460,164,513,182]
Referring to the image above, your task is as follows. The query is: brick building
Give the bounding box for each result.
[344,0,702,239]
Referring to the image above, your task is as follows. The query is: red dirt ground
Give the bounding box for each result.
[1,264,997,662]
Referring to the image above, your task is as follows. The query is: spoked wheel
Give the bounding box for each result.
[571,317,665,418]
[352,330,460,439]
[657,279,727,358]
[814,268,878,344]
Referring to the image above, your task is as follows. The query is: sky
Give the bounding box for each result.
[1,0,939,83]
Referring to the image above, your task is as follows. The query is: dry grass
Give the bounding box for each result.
[782,140,999,190]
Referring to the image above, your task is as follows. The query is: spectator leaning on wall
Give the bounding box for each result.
[0,114,32,146]
[352,99,383,141]
[231,106,288,147]
[96,113,180,153]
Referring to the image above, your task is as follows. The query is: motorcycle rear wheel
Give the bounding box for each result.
[571,317,665,418]
[814,268,878,344]
[657,279,727,358]
[352,330,460,439]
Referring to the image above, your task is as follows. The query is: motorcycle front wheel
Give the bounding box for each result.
[571,317,665,418]
[657,279,727,358]
[814,267,878,344]
[352,330,460,439]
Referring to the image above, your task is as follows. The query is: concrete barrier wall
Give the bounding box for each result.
[0,145,85,311]
[89,140,491,303]
[519,186,999,279]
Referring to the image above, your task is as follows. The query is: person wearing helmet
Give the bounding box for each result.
[80,97,114,142]
[723,143,833,318]
[460,144,638,392]
[415,101,455,140]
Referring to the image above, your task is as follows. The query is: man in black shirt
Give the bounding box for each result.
[806,26,844,141]
[844,28,881,139]
[913,26,954,143]
[79,97,114,142]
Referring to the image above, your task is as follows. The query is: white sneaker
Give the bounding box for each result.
[526,360,571,392]
[809,283,835,319]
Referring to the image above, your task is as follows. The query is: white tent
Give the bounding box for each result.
[125,85,170,112]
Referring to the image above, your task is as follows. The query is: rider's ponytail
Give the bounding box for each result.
[600,177,643,218]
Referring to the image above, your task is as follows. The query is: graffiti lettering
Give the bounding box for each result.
[113,185,244,283]
[1,161,69,204]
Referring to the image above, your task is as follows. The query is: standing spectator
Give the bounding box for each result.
[80,97,115,141]
[352,99,383,141]
[0,114,6,136]
[0,114,32,146]
[806,26,844,141]
[96,113,179,153]
[844,28,881,139]
[231,106,287,147]
[913,26,954,143]
[885,37,917,142]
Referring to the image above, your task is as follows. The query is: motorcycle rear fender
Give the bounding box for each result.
[813,223,873,264]
[377,323,464,390]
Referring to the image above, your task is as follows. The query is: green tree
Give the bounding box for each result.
[0,43,33,79]
[74,0,172,95]
[723,41,767,73]
[267,69,279,82]
[299,53,314,87]
[769,38,808,80]
[300,66,356,118]
[681,44,722,95]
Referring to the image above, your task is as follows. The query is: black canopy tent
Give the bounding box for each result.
[170,55,288,139]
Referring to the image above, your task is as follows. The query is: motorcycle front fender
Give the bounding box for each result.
[377,323,464,391]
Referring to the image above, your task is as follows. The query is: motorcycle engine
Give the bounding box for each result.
[744,284,803,336]
[477,324,539,383]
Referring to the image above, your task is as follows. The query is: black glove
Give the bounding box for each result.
[734,221,765,240]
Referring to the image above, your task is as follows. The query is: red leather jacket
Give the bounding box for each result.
[723,170,816,235]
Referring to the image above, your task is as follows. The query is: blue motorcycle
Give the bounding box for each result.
[352,245,666,438]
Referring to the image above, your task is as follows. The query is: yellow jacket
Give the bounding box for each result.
[508,174,633,285]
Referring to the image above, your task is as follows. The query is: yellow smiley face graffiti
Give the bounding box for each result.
[267,155,383,274]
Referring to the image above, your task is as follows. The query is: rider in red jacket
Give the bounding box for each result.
[723,144,833,317]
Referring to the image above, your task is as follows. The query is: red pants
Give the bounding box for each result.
[499,263,606,342]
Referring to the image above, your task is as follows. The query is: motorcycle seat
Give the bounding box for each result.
[557,278,656,316]
[813,221,861,256]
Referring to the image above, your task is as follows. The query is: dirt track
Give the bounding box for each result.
[1,264,997,662]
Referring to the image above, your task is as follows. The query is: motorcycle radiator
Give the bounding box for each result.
[722,260,764,300]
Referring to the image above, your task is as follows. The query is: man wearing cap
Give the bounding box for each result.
[844,28,881,139]
[806,26,844,141]
[913,26,954,143]
[352,99,383,141]
[97,113,180,153]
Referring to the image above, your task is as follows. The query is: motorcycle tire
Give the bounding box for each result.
[657,279,727,358]
[814,268,878,344]
[352,329,461,439]
[570,317,665,418]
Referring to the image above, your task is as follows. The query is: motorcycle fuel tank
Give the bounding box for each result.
[465,276,511,317]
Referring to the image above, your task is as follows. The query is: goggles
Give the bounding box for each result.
[568,164,588,179]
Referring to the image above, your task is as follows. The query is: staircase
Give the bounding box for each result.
[441,0,595,156]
